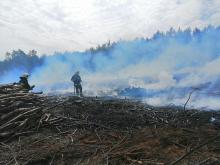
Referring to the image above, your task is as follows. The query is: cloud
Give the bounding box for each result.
[0,0,220,59]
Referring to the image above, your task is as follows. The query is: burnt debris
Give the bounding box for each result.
[0,83,220,165]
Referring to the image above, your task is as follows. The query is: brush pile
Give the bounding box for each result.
[0,84,220,164]
[0,84,44,141]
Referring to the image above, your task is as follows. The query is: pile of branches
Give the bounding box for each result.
[0,84,44,141]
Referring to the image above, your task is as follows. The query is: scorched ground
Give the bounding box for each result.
[0,84,220,165]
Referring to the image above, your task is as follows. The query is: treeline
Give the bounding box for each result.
[1,25,220,77]
[0,49,44,76]
[87,25,220,53]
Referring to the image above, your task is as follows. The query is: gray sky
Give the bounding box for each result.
[0,0,220,59]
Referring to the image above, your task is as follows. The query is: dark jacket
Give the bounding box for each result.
[71,74,82,85]
[19,77,32,90]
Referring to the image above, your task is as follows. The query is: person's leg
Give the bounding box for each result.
[76,86,79,95]
[74,85,77,95]
[79,85,82,96]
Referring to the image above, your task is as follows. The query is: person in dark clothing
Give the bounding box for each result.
[19,73,35,91]
[71,71,83,96]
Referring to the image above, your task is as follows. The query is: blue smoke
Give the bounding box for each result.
[0,68,26,84]
[2,26,220,109]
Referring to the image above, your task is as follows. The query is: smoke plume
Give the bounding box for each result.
[2,26,220,109]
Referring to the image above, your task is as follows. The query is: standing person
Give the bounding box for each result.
[71,71,83,96]
[19,73,35,91]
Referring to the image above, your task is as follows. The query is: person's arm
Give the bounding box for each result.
[71,75,76,82]
[71,75,74,82]
[19,79,23,84]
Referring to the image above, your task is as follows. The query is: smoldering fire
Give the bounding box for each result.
[1,26,220,109]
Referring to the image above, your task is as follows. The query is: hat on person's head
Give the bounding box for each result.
[20,73,29,78]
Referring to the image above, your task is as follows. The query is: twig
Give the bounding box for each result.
[5,159,14,165]
[103,135,127,158]
[95,129,102,142]
[171,133,220,165]
[0,107,41,129]
[184,90,195,111]
[31,136,53,145]
[106,155,109,165]
[0,142,19,165]
[49,154,56,165]
[44,99,69,111]
[197,158,211,165]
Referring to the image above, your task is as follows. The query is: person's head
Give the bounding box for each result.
[20,73,29,79]
[75,71,79,75]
